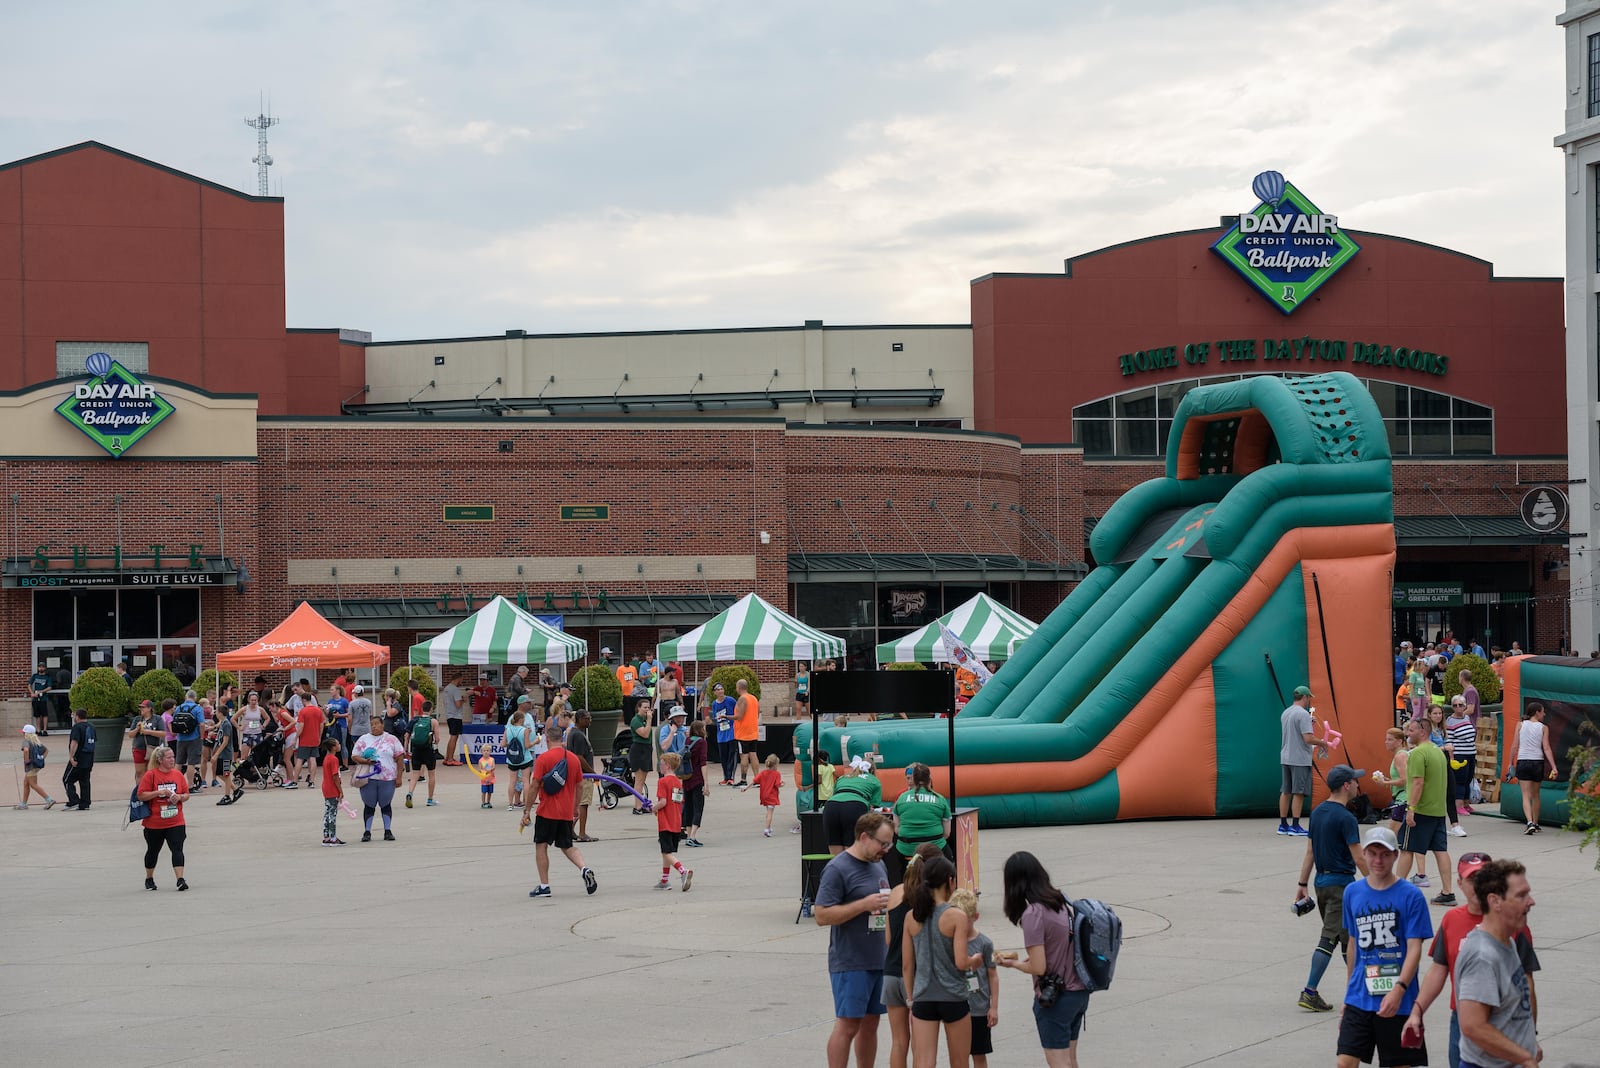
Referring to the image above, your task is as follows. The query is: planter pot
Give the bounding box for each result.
[89,718,128,763]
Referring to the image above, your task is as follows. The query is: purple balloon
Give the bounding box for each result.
[1251,170,1285,205]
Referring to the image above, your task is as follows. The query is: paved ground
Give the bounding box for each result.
[3,755,1597,1067]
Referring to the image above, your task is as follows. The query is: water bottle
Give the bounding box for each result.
[878,876,891,912]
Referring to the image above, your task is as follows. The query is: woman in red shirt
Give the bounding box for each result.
[137,746,191,891]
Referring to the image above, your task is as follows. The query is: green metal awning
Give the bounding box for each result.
[788,552,1086,583]
[309,594,737,630]
[1395,516,1569,547]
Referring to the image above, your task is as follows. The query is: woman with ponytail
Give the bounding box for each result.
[902,853,981,1067]
[882,844,943,1068]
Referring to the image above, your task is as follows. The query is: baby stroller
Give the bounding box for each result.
[597,728,634,811]
[235,734,287,791]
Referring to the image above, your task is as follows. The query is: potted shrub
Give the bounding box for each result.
[68,666,133,763]
[1442,653,1501,705]
[387,666,438,707]
[707,664,761,699]
[192,668,238,700]
[130,668,184,712]
[570,664,622,711]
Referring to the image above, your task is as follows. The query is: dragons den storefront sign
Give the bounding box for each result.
[55,352,175,457]
[1211,170,1360,315]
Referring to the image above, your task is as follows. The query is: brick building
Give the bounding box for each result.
[0,144,1570,718]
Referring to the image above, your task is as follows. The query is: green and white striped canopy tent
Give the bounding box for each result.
[407,595,587,666]
[657,592,846,662]
[875,592,1038,665]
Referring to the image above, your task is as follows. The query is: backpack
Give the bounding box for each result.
[28,742,46,769]
[1069,898,1123,992]
[540,749,570,795]
[170,704,199,736]
[506,727,528,765]
[411,715,433,746]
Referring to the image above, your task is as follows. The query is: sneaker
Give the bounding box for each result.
[60,804,78,811]
[383,829,396,841]
[12,804,26,810]
[1529,823,1542,834]
[210,779,222,788]
[1458,804,1475,815]
[789,824,801,834]
[1297,989,1334,1012]
[1431,893,1458,906]
[321,838,334,847]
[529,885,553,898]
[683,837,702,847]
[361,831,372,842]
[175,878,189,892]
[144,877,157,891]
[43,799,55,810]
[1288,825,1310,837]
[1275,824,1292,836]
[762,828,773,838]
[680,869,694,892]
[328,838,346,846]
[426,799,438,807]
[405,792,413,809]
[1409,874,1430,888]
[655,879,673,890]
[283,781,298,790]
[1448,825,1467,838]
[582,867,598,895]
[216,797,233,806]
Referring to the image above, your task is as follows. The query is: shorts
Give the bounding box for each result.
[1386,802,1408,823]
[131,748,147,765]
[1281,763,1312,796]
[1033,988,1091,1049]
[881,973,908,1009]
[1515,759,1546,781]
[411,745,438,771]
[970,1012,993,1055]
[738,739,759,755]
[532,814,574,850]
[295,746,319,766]
[215,752,234,775]
[174,739,202,766]
[829,969,885,1019]
[31,695,49,715]
[1315,883,1349,947]
[911,999,969,1024]
[658,830,683,854]
[1402,813,1448,855]
[579,778,595,806]
[1336,1003,1428,1066]
[447,717,463,737]
[628,742,652,772]
[823,799,870,848]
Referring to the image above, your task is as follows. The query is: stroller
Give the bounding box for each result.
[234,734,287,792]
[597,728,634,811]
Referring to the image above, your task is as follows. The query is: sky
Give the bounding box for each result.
[1,1,1567,340]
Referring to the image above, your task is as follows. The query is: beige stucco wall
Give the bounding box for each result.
[0,380,257,459]
[363,324,974,426]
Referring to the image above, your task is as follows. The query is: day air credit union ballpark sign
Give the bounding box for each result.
[1212,171,1360,315]
[55,352,175,457]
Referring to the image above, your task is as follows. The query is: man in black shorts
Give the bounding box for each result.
[405,701,440,808]
[521,722,597,899]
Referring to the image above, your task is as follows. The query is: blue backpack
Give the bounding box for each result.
[1069,899,1123,991]
[540,749,570,795]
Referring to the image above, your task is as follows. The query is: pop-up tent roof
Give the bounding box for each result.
[876,593,1038,664]
[217,602,391,671]
[657,592,846,662]
[407,595,586,665]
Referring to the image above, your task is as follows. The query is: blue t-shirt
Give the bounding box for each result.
[709,696,736,742]
[1308,799,1360,888]
[658,722,686,755]
[1341,877,1433,1014]
[1393,655,1406,686]
[29,671,50,696]
[325,697,350,727]
[174,701,203,742]
[815,850,890,974]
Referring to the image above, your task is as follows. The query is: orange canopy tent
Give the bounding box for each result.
[217,602,391,672]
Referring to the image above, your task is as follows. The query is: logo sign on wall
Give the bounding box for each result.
[55,352,175,457]
[1211,171,1361,315]
[1519,486,1569,534]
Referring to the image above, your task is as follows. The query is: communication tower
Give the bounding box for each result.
[245,98,280,196]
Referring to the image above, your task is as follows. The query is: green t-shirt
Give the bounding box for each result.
[1409,740,1448,817]
[831,773,883,807]
[629,713,649,744]
[892,787,952,856]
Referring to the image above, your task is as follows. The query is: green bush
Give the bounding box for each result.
[130,668,184,709]
[70,666,133,719]
[707,664,762,699]
[192,668,238,699]
[570,664,622,711]
[1442,653,1500,705]
[886,661,928,670]
[388,667,438,707]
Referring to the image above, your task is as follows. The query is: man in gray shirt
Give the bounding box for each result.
[1278,684,1326,837]
[1456,859,1540,1068]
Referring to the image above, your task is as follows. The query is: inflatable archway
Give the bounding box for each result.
[800,371,1397,826]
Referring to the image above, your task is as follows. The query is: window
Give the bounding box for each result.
[1073,376,1493,458]
[57,341,149,377]
[1590,33,1600,118]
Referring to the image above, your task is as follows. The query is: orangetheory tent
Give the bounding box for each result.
[217,602,391,672]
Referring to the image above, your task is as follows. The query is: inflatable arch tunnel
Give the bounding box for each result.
[800,371,1398,827]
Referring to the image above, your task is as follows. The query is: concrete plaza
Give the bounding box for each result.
[2,755,1597,1067]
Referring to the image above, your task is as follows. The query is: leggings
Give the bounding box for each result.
[142,825,187,869]
[683,784,705,829]
[359,779,396,829]
[323,797,338,839]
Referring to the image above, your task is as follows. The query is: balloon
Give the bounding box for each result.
[1251,170,1285,205]
[1321,721,1343,750]
[85,351,113,377]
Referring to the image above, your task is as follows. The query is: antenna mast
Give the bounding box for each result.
[245,95,280,196]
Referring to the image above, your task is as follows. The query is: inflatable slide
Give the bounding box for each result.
[1498,656,1600,827]
[800,372,1397,827]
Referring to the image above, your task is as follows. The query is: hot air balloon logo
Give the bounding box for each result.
[1211,171,1361,316]
[84,351,113,377]
[1251,170,1285,207]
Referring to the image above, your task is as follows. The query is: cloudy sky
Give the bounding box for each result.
[3,1,1565,339]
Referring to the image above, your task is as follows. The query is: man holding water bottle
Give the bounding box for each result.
[813,810,895,1068]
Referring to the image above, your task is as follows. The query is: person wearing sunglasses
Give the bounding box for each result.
[814,811,895,1068]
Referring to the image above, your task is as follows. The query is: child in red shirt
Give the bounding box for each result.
[753,753,782,837]
[655,752,692,891]
[319,737,345,846]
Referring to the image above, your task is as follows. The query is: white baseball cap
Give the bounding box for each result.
[351,684,364,694]
[22,724,37,734]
